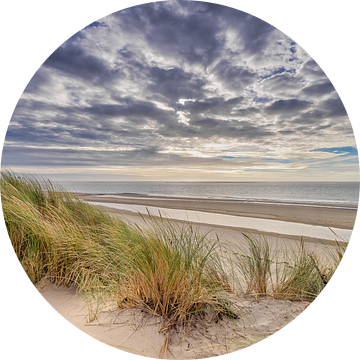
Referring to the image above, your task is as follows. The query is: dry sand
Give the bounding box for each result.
[37,196,355,358]
[38,282,308,359]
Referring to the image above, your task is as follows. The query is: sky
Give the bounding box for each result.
[1,0,358,182]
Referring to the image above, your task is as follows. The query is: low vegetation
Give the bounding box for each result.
[232,233,347,301]
[1,171,347,327]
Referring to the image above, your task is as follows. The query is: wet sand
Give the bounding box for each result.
[78,193,357,230]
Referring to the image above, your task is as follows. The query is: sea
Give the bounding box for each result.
[58,181,360,207]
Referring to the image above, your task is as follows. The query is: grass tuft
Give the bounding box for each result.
[1,170,239,326]
[1,170,347,329]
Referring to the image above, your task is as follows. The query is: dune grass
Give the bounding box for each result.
[1,171,348,328]
[232,233,347,301]
[1,170,238,325]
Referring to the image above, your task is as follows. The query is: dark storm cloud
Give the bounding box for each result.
[147,67,206,102]
[87,97,175,123]
[265,99,313,114]
[1,144,225,168]
[301,81,335,96]
[277,130,295,135]
[320,97,348,118]
[232,107,261,117]
[23,68,51,94]
[4,103,173,154]
[228,14,276,56]
[12,96,176,126]
[43,42,120,85]
[115,1,226,67]
[291,109,328,125]
[6,111,174,149]
[183,118,275,140]
[5,120,117,146]
[210,2,276,56]
[156,123,199,138]
[213,60,258,91]
[13,98,55,113]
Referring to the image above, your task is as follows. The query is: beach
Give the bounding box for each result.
[37,194,355,358]
[78,192,355,261]
[78,193,357,230]
[2,1,360,359]
[38,282,308,359]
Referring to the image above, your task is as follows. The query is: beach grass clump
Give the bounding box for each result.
[272,238,348,301]
[1,171,239,326]
[114,214,236,324]
[1,170,120,286]
[231,234,347,301]
[1,170,347,327]
[272,245,329,301]
[232,233,273,296]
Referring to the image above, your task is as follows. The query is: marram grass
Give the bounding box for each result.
[1,171,347,326]
[232,233,347,301]
[1,171,238,325]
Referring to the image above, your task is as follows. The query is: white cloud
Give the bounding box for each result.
[2,0,357,181]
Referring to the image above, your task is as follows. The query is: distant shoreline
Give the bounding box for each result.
[77,192,358,209]
[78,193,357,230]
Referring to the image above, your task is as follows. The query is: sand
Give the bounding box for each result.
[78,193,357,230]
[38,282,308,359]
[36,195,355,358]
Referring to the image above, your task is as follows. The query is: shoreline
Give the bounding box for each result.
[77,192,358,208]
[36,202,343,358]
[78,193,357,230]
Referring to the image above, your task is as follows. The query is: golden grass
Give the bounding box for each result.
[1,170,347,328]
[1,170,238,326]
[232,234,347,301]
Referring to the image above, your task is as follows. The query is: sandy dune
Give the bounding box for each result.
[38,282,308,359]
[36,196,354,358]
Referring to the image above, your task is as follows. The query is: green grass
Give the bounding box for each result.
[232,234,347,301]
[1,170,348,327]
[1,170,238,326]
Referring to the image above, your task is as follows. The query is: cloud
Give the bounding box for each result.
[213,60,258,91]
[320,97,348,118]
[43,42,120,86]
[301,81,335,96]
[186,118,275,140]
[298,59,327,79]
[265,99,312,114]
[177,96,244,114]
[23,67,51,94]
[2,0,356,181]
[147,67,206,102]
[256,72,302,97]
[114,1,226,67]
[291,109,329,125]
